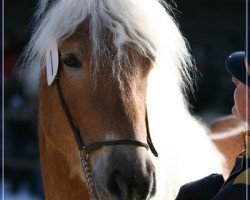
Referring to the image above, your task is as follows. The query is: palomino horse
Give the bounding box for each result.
[23,0,224,199]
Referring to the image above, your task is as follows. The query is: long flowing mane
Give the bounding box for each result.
[23,0,193,92]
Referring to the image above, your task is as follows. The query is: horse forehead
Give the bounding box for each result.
[59,39,84,53]
[59,23,90,50]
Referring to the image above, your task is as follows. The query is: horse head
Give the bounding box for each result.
[48,22,156,199]
[22,1,220,199]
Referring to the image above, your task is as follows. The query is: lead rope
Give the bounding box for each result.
[80,151,99,200]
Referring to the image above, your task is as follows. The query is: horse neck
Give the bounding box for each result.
[38,70,88,200]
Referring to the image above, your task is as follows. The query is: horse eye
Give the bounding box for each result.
[63,54,81,68]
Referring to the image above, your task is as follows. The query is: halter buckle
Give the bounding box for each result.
[80,146,89,160]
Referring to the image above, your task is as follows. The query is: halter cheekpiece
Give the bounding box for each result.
[54,75,158,157]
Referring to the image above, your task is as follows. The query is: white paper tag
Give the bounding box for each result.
[46,42,59,86]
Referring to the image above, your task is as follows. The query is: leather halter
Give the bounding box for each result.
[54,75,158,157]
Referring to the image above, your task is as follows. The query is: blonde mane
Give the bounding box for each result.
[23,0,193,93]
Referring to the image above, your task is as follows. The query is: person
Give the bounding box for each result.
[175,51,249,200]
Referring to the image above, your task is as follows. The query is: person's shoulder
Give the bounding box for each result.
[211,171,248,200]
[175,174,224,200]
[211,155,248,200]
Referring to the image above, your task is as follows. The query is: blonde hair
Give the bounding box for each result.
[23,0,194,93]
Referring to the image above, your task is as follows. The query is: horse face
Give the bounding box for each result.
[56,23,156,199]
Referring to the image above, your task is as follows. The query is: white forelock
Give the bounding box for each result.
[23,0,194,93]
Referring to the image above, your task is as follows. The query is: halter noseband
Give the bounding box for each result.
[54,75,158,157]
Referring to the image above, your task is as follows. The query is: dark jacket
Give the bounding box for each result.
[176,154,248,200]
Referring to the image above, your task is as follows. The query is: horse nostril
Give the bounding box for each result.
[107,159,156,200]
[135,163,156,199]
[108,171,127,199]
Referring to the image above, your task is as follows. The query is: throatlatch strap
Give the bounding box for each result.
[146,113,158,157]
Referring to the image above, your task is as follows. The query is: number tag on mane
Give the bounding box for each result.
[46,43,59,86]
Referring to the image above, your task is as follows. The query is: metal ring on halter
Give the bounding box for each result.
[80,146,89,160]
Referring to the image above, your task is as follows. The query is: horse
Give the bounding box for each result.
[209,115,247,177]
[22,0,224,199]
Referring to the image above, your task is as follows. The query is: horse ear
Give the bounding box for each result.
[46,42,59,86]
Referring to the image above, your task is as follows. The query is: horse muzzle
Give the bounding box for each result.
[91,146,156,200]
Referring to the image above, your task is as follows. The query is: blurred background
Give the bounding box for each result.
[3,0,246,199]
